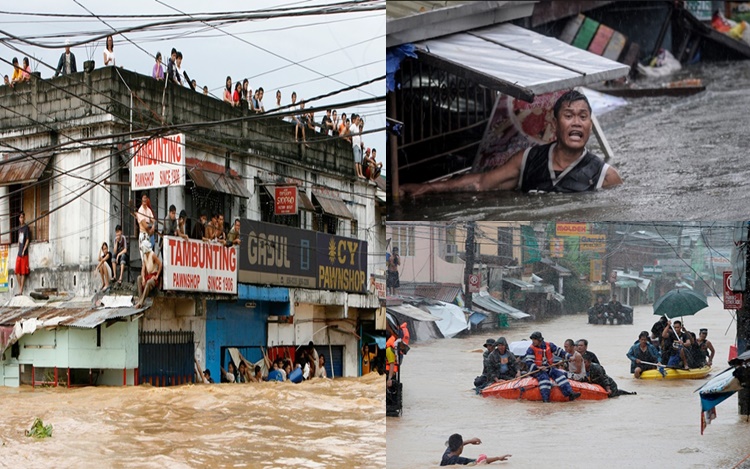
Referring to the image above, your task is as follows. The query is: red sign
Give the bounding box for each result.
[274,186,298,215]
[724,271,743,309]
[468,274,480,293]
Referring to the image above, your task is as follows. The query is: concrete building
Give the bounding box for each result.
[0,67,383,386]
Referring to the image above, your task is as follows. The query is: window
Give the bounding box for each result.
[313,213,338,234]
[392,225,415,257]
[186,186,231,234]
[350,219,358,239]
[497,226,513,259]
[9,178,50,243]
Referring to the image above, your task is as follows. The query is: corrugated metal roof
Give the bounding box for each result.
[189,167,250,199]
[396,283,462,303]
[502,277,554,293]
[312,190,354,219]
[472,292,530,319]
[0,304,147,329]
[0,153,52,186]
[387,304,440,322]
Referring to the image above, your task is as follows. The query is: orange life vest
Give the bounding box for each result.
[386,335,399,373]
[531,342,555,367]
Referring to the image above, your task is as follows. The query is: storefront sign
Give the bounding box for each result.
[238,220,368,293]
[163,236,238,294]
[580,234,606,253]
[0,245,8,292]
[550,237,564,258]
[590,259,603,282]
[239,220,317,289]
[274,186,298,215]
[556,223,587,236]
[317,233,368,293]
[131,134,186,190]
[724,271,743,310]
[372,274,386,299]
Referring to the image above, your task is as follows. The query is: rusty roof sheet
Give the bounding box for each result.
[0,153,52,186]
[311,190,354,219]
[188,167,251,199]
[397,283,462,303]
[0,304,147,329]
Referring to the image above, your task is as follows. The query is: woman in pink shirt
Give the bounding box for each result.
[21,57,31,82]
[223,76,232,104]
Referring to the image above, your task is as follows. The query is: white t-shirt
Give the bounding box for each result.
[104,49,116,67]
[287,104,299,123]
[350,123,361,147]
[137,205,154,232]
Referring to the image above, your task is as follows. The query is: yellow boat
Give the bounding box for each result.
[640,365,711,380]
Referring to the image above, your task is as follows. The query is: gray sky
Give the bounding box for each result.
[0,0,386,169]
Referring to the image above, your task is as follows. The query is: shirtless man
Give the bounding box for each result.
[400,90,622,197]
[135,239,162,309]
[564,338,586,381]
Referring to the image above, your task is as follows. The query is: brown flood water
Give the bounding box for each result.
[0,372,385,468]
[386,296,750,468]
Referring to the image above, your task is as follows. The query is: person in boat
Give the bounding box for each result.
[627,331,662,378]
[583,356,634,397]
[661,319,692,370]
[651,316,669,347]
[474,338,497,391]
[684,331,707,369]
[696,328,715,367]
[563,339,586,381]
[488,337,519,382]
[399,90,623,198]
[576,339,600,365]
[440,434,511,466]
[525,331,581,402]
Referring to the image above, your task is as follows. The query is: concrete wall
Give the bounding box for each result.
[0,320,138,387]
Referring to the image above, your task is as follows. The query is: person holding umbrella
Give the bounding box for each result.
[662,320,692,370]
[399,90,622,197]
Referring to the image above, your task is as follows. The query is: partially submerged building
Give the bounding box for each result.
[0,66,385,386]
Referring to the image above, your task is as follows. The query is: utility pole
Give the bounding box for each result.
[464,222,476,310]
[739,222,750,415]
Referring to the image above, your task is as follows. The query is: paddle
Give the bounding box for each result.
[638,360,669,377]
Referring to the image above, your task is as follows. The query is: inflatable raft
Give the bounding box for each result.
[640,365,711,380]
[481,376,609,401]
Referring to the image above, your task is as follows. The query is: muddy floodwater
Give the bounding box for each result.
[392,61,750,221]
[0,373,384,468]
[386,297,750,468]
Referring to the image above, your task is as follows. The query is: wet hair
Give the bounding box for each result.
[674,320,682,327]
[254,365,261,374]
[639,331,650,339]
[564,338,575,347]
[553,90,591,119]
[203,369,211,376]
[577,339,588,347]
[448,434,463,452]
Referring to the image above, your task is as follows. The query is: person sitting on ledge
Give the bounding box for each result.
[399,90,622,197]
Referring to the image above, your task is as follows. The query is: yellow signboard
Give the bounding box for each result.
[590,259,603,282]
[580,234,606,252]
[551,238,565,258]
[556,223,587,236]
[0,245,8,292]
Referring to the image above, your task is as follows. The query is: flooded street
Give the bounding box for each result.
[0,373,384,468]
[392,60,750,221]
[386,296,750,468]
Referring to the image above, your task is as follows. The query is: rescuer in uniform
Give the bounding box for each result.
[399,90,622,197]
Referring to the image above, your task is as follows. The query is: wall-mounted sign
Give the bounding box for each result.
[131,134,186,190]
[238,220,368,293]
[162,236,238,294]
[274,186,298,215]
[556,223,587,236]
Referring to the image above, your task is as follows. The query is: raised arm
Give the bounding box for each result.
[399,150,524,198]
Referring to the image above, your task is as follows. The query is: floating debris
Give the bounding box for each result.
[25,418,53,439]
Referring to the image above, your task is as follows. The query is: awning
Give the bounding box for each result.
[363,332,386,350]
[615,280,637,288]
[0,153,52,186]
[414,23,630,102]
[186,158,250,198]
[471,291,530,319]
[387,304,440,322]
[312,190,354,219]
[395,283,462,303]
[502,277,555,294]
[541,258,572,276]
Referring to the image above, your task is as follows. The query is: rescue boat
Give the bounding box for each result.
[481,376,609,401]
[639,365,711,380]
